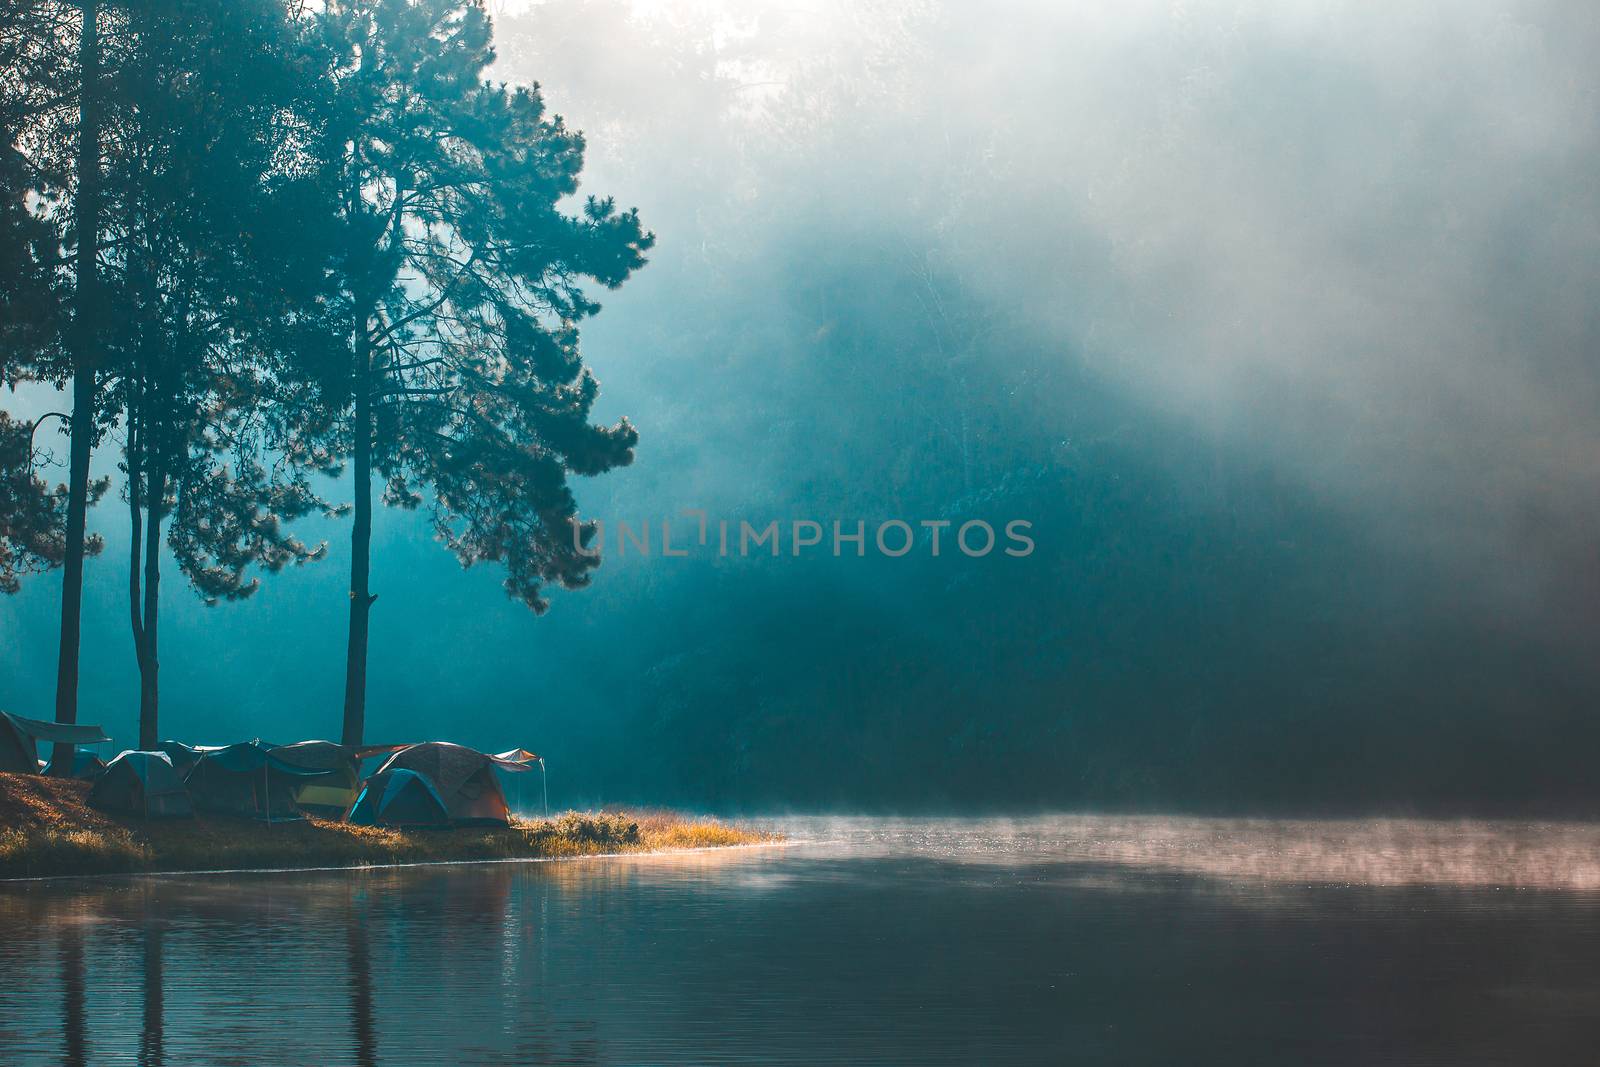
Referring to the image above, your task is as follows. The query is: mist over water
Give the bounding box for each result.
[5,817,1600,1065]
[766,814,1600,890]
[4,0,1599,813]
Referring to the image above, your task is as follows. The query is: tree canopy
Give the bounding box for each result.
[0,0,650,749]
[312,0,651,742]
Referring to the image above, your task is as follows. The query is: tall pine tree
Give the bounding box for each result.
[0,0,112,768]
[312,0,650,744]
[105,0,339,746]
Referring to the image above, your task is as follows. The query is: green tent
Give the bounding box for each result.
[185,740,328,822]
[153,740,212,778]
[268,741,408,817]
[43,747,108,781]
[89,752,192,819]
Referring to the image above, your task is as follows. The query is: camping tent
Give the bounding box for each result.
[374,743,536,826]
[0,714,36,773]
[89,751,193,818]
[0,711,111,774]
[347,769,451,828]
[185,740,329,821]
[43,747,108,780]
[268,741,408,817]
[152,740,216,778]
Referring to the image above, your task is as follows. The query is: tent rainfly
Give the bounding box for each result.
[348,769,451,828]
[43,746,108,781]
[267,740,408,817]
[89,751,193,818]
[373,743,538,827]
[152,740,221,778]
[185,740,329,821]
[0,711,111,774]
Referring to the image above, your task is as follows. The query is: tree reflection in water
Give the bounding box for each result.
[138,920,163,1067]
[57,922,86,1067]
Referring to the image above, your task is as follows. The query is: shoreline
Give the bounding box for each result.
[0,838,797,887]
[0,772,781,882]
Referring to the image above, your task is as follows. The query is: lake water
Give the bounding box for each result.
[4,814,1600,1065]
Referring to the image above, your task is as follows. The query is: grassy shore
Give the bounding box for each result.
[0,772,778,881]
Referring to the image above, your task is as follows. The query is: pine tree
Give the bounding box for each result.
[0,0,111,769]
[312,0,651,744]
[6,1,341,747]
[104,0,339,746]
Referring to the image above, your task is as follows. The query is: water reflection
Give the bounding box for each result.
[58,922,86,1067]
[1,817,1599,1065]
[347,907,376,1067]
[139,922,162,1067]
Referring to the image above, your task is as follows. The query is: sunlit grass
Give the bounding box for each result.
[631,809,780,849]
[0,773,778,879]
[0,825,152,877]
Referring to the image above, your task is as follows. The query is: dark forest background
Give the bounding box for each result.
[4,0,1599,814]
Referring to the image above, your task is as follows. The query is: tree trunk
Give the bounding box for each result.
[127,397,149,742]
[51,374,94,772]
[138,463,164,749]
[342,317,374,747]
[50,0,101,774]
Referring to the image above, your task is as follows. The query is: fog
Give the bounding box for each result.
[3,0,1598,813]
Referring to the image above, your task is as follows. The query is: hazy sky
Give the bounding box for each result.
[494,0,1600,613]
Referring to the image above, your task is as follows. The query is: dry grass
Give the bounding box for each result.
[0,773,778,880]
[632,809,781,849]
[0,774,151,877]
